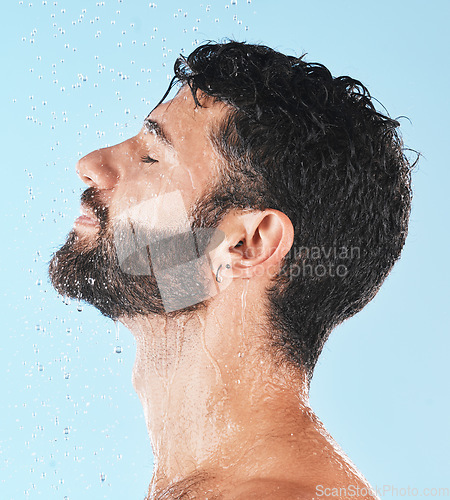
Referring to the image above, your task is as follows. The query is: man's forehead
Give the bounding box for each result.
[150,86,226,132]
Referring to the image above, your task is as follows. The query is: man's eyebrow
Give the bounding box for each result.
[143,118,174,148]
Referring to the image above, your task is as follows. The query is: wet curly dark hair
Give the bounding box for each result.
[162,40,414,381]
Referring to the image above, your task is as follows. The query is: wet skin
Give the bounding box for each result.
[74,86,378,500]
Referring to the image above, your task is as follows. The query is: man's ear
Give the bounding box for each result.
[217,209,294,280]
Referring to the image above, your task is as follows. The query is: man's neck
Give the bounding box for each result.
[120,285,367,498]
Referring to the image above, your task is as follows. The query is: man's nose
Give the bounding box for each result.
[76,138,138,189]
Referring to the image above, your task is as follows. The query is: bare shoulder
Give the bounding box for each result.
[229,478,316,500]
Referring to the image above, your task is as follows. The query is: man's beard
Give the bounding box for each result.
[48,187,227,321]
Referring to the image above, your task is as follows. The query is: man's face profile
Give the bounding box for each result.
[49,86,229,319]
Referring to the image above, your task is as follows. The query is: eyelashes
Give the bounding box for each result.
[140,154,158,165]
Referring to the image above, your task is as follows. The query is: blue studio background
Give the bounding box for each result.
[1,1,449,498]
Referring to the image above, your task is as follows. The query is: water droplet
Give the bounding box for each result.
[100,473,106,482]
[114,346,122,354]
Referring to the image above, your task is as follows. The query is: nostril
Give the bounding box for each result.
[81,172,92,182]
[78,171,96,187]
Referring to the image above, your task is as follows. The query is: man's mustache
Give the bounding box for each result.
[80,187,109,227]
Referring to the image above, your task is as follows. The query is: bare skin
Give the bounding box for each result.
[75,87,378,499]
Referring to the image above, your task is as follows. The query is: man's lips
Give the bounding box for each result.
[74,206,101,229]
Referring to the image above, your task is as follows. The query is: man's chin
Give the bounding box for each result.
[48,229,168,319]
[48,231,116,319]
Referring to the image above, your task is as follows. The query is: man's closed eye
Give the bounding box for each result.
[141,154,158,165]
